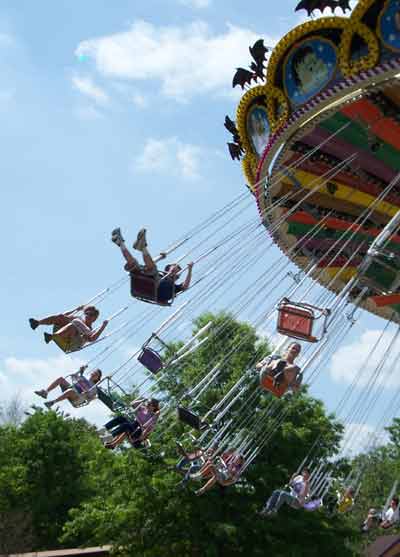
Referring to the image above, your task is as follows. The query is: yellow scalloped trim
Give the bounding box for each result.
[236,85,268,158]
[265,17,348,91]
[266,86,289,133]
[235,0,393,189]
[242,154,258,190]
[339,21,380,76]
[350,0,376,21]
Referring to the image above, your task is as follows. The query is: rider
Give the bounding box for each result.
[103,398,160,450]
[111,227,193,304]
[195,450,245,496]
[34,366,102,408]
[260,468,310,516]
[176,442,217,486]
[362,496,400,533]
[29,305,108,351]
[337,487,355,514]
[257,342,302,396]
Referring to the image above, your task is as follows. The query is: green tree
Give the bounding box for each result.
[0,409,106,551]
[344,421,400,554]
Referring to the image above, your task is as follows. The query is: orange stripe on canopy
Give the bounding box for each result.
[287,210,400,244]
[342,99,400,152]
[370,294,400,307]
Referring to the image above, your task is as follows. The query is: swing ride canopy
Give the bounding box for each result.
[229,0,400,322]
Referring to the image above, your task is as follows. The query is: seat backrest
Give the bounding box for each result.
[177,406,206,430]
[69,397,89,408]
[277,303,316,342]
[96,387,117,411]
[130,273,171,306]
[138,347,164,374]
[260,374,287,398]
[130,273,157,299]
[52,325,84,353]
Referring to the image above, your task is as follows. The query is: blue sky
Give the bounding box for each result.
[1,0,394,452]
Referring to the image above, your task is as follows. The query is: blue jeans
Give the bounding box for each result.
[265,489,301,512]
[176,458,203,484]
[105,415,143,448]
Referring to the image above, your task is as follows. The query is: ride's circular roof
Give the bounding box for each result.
[232,0,400,320]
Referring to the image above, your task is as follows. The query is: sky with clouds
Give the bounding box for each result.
[1,0,396,449]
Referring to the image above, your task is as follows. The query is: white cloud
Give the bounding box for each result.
[176,143,202,178]
[135,137,202,179]
[72,75,109,105]
[75,20,275,100]
[132,91,148,109]
[329,329,400,388]
[179,0,211,8]
[75,105,104,121]
[0,355,110,426]
[341,423,377,457]
[0,354,83,409]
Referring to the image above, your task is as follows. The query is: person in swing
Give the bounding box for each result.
[111,227,193,305]
[103,397,160,450]
[29,305,109,352]
[260,467,310,516]
[175,443,217,486]
[195,450,245,495]
[34,366,102,408]
[257,342,302,396]
[362,496,400,533]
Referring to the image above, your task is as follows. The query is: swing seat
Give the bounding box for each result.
[68,380,98,408]
[304,498,323,512]
[277,300,318,342]
[130,272,172,306]
[69,396,90,409]
[177,406,207,431]
[51,325,85,353]
[260,374,288,398]
[97,387,118,411]
[138,347,164,374]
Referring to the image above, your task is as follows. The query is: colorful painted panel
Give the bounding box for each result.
[284,37,337,107]
[379,0,400,52]
[246,105,270,157]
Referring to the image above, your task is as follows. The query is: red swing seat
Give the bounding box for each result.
[260,374,288,398]
[277,299,327,343]
[130,272,174,306]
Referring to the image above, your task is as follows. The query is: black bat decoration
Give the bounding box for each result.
[295,0,351,16]
[232,67,255,89]
[224,116,238,137]
[224,116,241,146]
[232,38,269,89]
[227,142,244,161]
[249,39,269,80]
